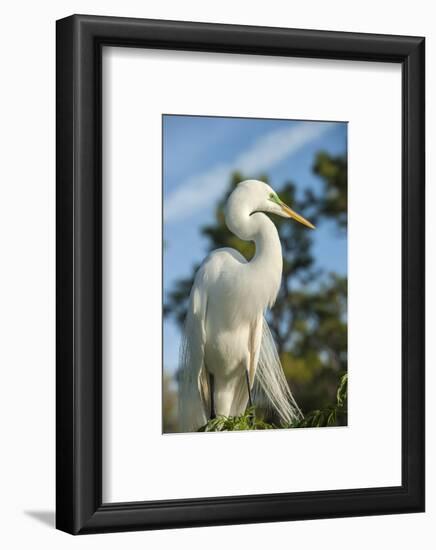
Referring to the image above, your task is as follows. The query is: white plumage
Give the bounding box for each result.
[178,180,314,432]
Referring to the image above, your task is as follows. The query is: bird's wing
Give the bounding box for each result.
[178,264,209,432]
[253,318,303,425]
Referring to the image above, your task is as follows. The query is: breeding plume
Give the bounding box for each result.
[179,179,314,431]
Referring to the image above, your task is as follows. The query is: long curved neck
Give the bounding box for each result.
[225,203,283,308]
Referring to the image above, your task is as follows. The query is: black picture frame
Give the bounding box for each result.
[56,14,425,534]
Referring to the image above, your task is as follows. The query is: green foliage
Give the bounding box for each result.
[198,407,276,432]
[164,152,348,430]
[290,373,348,428]
[336,372,348,407]
[305,151,348,230]
[197,374,348,431]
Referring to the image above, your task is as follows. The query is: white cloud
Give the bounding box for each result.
[164,121,332,223]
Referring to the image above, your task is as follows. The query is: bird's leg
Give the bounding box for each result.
[209,373,216,420]
[245,369,253,408]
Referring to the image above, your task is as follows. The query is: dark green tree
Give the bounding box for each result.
[305,151,348,230]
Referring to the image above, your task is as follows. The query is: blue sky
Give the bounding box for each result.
[163,115,347,372]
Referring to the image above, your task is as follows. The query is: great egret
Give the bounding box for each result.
[178,179,314,432]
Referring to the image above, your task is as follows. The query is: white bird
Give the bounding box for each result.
[178,179,315,432]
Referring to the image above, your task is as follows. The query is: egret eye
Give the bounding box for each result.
[269,192,280,204]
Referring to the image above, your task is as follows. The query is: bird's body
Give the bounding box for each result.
[178,180,314,432]
[196,248,263,418]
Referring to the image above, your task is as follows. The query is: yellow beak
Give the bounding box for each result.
[280,203,315,229]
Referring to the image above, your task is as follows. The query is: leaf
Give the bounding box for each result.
[336,373,348,407]
[198,407,277,432]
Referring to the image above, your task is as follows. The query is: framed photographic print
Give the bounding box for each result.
[162,114,347,435]
[56,15,425,534]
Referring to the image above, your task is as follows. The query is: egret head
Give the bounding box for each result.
[232,180,315,229]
